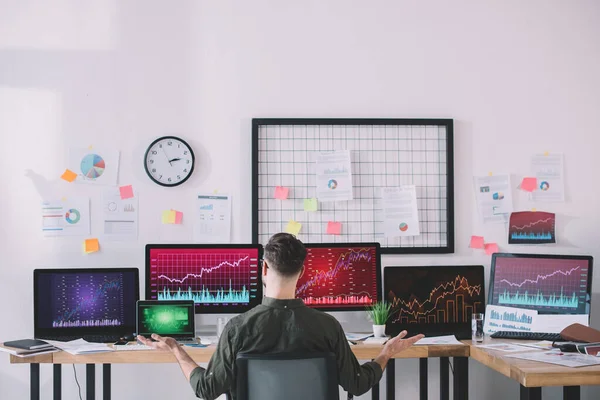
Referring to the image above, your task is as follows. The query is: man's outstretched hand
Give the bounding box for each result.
[137,333,179,352]
[374,330,424,372]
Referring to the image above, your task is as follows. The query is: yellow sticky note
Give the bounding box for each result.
[213,189,219,194]
[162,210,177,224]
[488,171,493,177]
[285,220,302,235]
[88,145,93,150]
[544,151,549,156]
[61,169,77,182]
[84,238,100,254]
[303,198,318,212]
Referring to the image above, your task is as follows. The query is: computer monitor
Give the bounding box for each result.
[488,253,593,315]
[384,266,485,338]
[145,244,262,314]
[136,300,195,340]
[295,243,382,311]
[34,268,139,340]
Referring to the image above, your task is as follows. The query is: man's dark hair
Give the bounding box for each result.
[264,233,307,277]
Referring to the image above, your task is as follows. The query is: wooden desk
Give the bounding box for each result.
[9,343,470,400]
[465,340,600,400]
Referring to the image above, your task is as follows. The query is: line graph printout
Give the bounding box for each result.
[508,211,556,244]
[491,256,589,313]
[296,246,379,309]
[147,247,260,310]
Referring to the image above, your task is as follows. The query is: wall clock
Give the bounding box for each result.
[144,136,195,187]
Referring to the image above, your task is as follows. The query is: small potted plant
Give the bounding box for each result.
[366,302,391,337]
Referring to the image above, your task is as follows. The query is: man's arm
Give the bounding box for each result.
[137,334,200,381]
[373,330,424,372]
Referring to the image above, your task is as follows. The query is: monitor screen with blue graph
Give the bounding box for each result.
[488,253,593,315]
[34,268,139,339]
[145,244,262,314]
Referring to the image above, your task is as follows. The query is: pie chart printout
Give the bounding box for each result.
[81,154,106,179]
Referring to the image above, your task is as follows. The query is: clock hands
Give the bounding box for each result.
[168,158,182,163]
[162,148,172,166]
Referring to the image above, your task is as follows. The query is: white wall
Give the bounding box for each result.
[1,0,600,399]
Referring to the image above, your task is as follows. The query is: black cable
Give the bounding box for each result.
[448,358,455,375]
[72,364,83,400]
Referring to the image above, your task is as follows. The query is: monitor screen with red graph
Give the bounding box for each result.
[295,243,381,311]
[384,266,485,338]
[145,244,262,314]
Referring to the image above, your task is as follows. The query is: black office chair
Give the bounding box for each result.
[234,352,343,400]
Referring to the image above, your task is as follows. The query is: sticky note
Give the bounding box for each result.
[469,236,485,249]
[175,211,183,224]
[162,210,176,224]
[303,198,318,212]
[327,221,342,235]
[61,169,77,182]
[484,243,499,256]
[274,186,289,200]
[119,185,134,199]
[520,177,537,192]
[488,172,493,177]
[285,220,302,235]
[544,151,549,156]
[84,238,99,254]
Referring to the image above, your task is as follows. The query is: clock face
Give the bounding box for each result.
[144,136,195,186]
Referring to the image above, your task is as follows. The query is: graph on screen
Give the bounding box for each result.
[295,246,379,309]
[147,247,260,310]
[508,211,556,244]
[491,256,590,313]
[139,304,193,335]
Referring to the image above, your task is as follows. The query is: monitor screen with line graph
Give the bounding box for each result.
[384,266,485,338]
[295,243,382,311]
[489,253,593,315]
[145,244,263,314]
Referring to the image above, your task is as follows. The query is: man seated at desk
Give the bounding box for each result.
[138,233,423,399]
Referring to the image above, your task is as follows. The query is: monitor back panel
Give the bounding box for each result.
[384,266,485,338]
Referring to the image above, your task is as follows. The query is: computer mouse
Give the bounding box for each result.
[122,333,136,342]
[199,337,212,345]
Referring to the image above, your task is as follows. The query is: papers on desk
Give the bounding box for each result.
[511,341,554,351]
[414,335,464,346]
[505,351,600,368]
[44,339,114,355]
[475,343,533,353]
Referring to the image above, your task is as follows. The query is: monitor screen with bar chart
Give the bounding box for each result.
[488,253,593,315]
[145,244,262,314]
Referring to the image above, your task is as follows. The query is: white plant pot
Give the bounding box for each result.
[373,324,386,337]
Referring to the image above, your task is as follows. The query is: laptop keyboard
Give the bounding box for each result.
[37,334,122,343]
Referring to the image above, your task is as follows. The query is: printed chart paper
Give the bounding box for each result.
[473,174,514,223]
[382,186,420,237]
[505,351,600,368]
[102,187,138,240]
[315,150,353,201]
[41,198,90,237]
[194,194,232,243]
[531,153,565,202]
[483,305,537,335]
[68,147,120,186]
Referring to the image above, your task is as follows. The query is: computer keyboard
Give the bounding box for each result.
[490,331,562,341]
[113,344,154,351]
[37,334,122,343]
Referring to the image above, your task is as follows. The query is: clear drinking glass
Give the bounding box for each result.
[472,313,484,342]
[217,317,228,338]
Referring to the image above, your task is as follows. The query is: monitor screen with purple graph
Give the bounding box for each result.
[34,268,139,338]
[489,253,593,315]
[145,244,262,314]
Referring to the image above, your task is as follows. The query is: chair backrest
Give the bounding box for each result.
[235,352,339,400]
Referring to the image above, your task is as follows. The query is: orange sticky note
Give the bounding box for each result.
[119,185,134,199]
[162,210,176,224]
[84,238,100,254]
[175,211,183,224]
[285,220,302,235]
[327,221,342,235]
[469,236,485,249]
[61,169,77,182]
[484,243,499,256]
[520,177,537,192]
[274,186,289,200]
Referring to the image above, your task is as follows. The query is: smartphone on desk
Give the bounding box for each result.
[113,339,129,346]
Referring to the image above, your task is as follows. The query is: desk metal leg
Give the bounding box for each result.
[419,358,428,400]
[520,386,541,400]
[30,364,40,400]
[54,364,62,399]
[371,381,379,400]
[563,386,580,400]
[453,357,468,400]
[440,357,449,400]
[86,364,95,400]
[103,364,111,400]
[386,359,395,400]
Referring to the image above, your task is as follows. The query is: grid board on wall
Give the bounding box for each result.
[251,118,454,254]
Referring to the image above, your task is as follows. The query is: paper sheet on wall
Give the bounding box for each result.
[315,150,353,201]
[473,175,514,223]
[531,153,565,202]
[194,194,231,243]
[68,147,120,186]
[102,187,138,240]
[41,197,90,236]
[382,186,420,237]
[483,305,537,334]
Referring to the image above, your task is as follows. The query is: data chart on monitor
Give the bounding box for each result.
[491,257,590,314]
[296,246,379,309]
[147,247,260,310]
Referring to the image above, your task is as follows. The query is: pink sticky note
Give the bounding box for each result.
[520,177,537,192]
[327,221,342,235]
[174,211,183,224]
[484,243,499,256]
[274,186,289,200]
[469,236,485,249]
[119,185,134,199]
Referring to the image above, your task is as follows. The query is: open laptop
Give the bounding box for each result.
[136,300,196,343]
